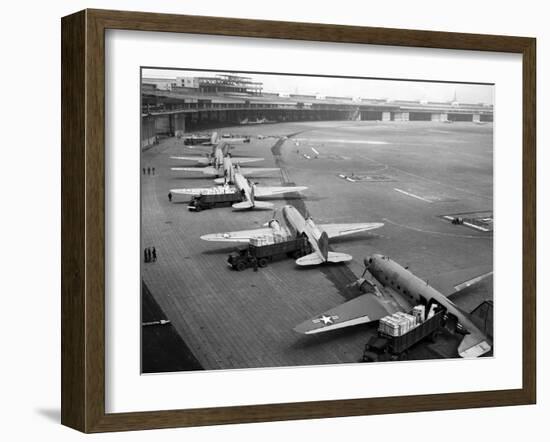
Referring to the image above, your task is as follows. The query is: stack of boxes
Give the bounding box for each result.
[412,305,426,324]
[272,226,292,243]
[199,186,235,195]
[427,303,439,320]
[378,310,419,337]
[272,230,287,243]
[251,227,293,246]
[250,236,273,247]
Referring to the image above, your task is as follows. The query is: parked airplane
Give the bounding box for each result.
[181,133,215,146]
[183,131,250,147]
[294,254,492,358]
[170,168,306,210]
[200,205,383,265]
[241,117,276,125]
[171,154,272,182]
[213,157,279,184]
[171,132,252,166]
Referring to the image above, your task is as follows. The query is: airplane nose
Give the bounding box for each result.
[363,257,373,267]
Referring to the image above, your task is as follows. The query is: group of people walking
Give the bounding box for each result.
[143,167,156,175]
[144,246,157,263]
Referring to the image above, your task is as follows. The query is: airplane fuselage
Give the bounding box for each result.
[277,206,324,258]
[222,157,235,183]
[233,173,251,202]
[366,254,486,339]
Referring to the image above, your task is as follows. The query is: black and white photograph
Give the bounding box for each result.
[140,68,494,373]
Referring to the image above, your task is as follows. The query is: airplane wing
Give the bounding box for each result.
[295,267,415,334]
[183,145,212,151]
[458,331,492,358]
[253,186,308,197]
[447,272,493,312]
[200,227,275,243]
[170,156,210,165]
[171,166,218,176]
[233,201,274,210]
[294,291,402,334]
[238,167,280,176]
[170,187,222,196]
[230,157,264,165]
[317,222,384,238]
[426,265,493,297]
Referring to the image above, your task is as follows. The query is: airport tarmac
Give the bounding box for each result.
[141,120,493,372]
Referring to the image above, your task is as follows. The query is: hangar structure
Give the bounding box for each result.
[141,74,493,148]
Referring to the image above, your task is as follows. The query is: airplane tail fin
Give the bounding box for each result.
[318,231,329,261]
[458,333,492,358]
[296,253,325,266]
[295,251,352,266]
[232,201,274,210]
[252,201,274,209]
[295,232,352,265]
[213,177,225,184]
[327,252,353,263]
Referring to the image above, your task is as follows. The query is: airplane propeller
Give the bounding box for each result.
[345,258,374,292]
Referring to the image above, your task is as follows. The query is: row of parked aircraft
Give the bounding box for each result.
[167,132,492,358]
[169,132,308,210]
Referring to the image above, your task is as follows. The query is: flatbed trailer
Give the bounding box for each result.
[188,191,243,211]
[227,237,311,271]
[362,309,445,362]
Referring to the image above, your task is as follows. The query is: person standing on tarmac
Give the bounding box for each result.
[168,192,172,202]
[147,167,151,175]
[152,167,155,175]
[152,247,157,262]
[144,248,148,263]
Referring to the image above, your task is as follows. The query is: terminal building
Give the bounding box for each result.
[141,74,493,148]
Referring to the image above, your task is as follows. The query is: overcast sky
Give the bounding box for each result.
[143,68,493,104]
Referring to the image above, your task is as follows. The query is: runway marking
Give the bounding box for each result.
[295,137,389,145]
[358,153,492,201]
[383,218,492,239]
[462,221,490,232]
[394,188,433,203]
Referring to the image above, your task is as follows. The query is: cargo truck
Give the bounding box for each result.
[188,191,243,211]
[362,307,445,362]
[227,236,311,271]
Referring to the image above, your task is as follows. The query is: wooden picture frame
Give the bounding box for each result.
[61,9,536,433]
